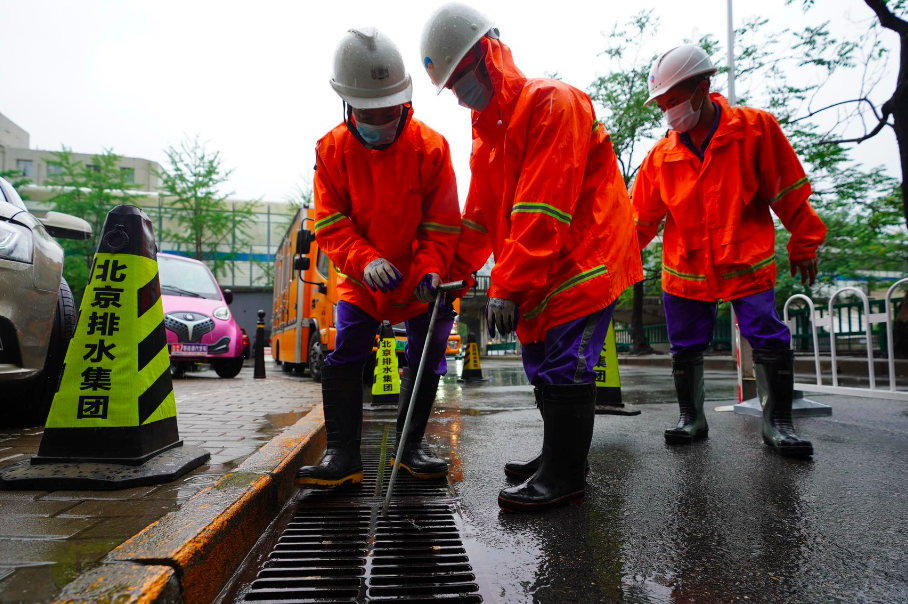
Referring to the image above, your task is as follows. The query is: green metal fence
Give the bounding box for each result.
[613,297,903,356]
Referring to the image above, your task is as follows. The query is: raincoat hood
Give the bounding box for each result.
[472,37,527,139]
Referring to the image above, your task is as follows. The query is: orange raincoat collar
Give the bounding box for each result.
[659,93,744,162]
[472,38,527,138]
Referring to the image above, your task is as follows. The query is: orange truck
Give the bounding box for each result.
[271,208,461,382]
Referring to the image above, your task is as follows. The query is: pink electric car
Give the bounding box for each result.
[158,253,245,378]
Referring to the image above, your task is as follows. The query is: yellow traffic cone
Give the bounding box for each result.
[459,332,486,382]
[0,205,209,490]
[371,322,401,406]
[594,320,639,416]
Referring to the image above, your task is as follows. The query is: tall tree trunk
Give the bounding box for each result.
[630,254,656,355]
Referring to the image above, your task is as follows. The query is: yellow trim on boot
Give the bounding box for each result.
[391,456,448,480]
[295,471,364,487]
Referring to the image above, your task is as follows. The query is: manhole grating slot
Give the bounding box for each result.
[241,419,482,603]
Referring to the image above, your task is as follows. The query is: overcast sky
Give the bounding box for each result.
[1,0,900,204]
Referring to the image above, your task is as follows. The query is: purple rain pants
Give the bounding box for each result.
[663,289,791,356]
[521,302,617,386]
[325,299,457,376]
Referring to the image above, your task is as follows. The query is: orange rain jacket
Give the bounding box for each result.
[450,38,643,343]
[314,111,461,324]
[632,93,826,302]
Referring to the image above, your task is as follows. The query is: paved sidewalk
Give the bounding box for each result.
[0,362,320,603]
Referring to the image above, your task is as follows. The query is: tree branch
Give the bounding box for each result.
[863,0,908,35]
[821,100,894,144]
[791,96,883,123]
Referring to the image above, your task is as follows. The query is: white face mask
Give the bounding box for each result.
[664,90,705,133]
[356,116,400,146]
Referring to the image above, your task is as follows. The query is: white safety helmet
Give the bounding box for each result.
[330,27,413,109]
[420,3,495,94]
[645,44,717,106]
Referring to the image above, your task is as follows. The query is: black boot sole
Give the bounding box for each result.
[763,437,814,458]
[391,457,447,480]
[503,466,535,479]
[664,429,708,444]
[498,489,586,513]
[295,471,364,487]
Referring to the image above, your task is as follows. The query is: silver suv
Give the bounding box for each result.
[0,176,92,426]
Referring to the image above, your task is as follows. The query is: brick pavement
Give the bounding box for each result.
[0,362,321,603]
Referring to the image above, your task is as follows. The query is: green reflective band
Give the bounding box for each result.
[592,121,600,134]
[334,265,367,289]
[768,177,809,204]
[314,212,346,232]
[420,222,461,234]
[511,203,571,225]
[722,256,775,279]
[524,265,609,320]
[462,219,487,234]
[662,264,706,282]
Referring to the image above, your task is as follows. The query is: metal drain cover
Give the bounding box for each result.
[241,420,483,603]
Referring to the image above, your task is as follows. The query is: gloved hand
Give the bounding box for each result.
[364,258,403,293]
[414,273,441,303]
[486,297,518,338]
[789,257,818,286]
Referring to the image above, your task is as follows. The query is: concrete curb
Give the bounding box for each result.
[53,406,326,604]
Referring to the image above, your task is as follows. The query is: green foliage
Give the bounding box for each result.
[0,169,32,200]
[46,148,137,303]
[158,136,254,280]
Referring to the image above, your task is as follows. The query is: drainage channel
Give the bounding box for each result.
[234,417,483,603]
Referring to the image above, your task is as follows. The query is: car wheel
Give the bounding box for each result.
[308,331,324,383]
[213,357,244,379]
[8,278,76,427]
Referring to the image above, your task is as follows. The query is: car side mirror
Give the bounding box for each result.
[296,228,315,255]
[222,288,234,305]
[294,255,311,271]
[40,211,93,240]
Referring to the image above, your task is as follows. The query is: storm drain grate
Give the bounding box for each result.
[241,419,482,603]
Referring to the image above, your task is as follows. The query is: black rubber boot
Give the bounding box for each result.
[391,368,447,479]
[498,383,595,513]
[755,348,814,458]
[296,364,364,487]
[504,387,591,479]
[664,352,708,444]
[504,387,544,479]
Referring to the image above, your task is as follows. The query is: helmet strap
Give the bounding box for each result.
[343,101,412,151]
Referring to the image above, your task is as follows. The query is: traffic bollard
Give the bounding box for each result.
[254,309,266,379]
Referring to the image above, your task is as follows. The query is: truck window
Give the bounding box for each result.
[316,249,330,279]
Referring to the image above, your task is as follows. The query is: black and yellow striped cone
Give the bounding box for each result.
[459,332,486,382]
[595,320,640,416]
[371,322,400,406]
[0,205,210,490]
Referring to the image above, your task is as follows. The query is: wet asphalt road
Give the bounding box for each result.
[425,359,908,604]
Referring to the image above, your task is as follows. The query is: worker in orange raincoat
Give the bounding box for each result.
[632,44,826,458]
[296,27,461,488]
[421,3,643,513]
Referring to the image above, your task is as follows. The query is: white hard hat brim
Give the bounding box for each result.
[644,66,718,106]
[331,78,413,110]
[431,25,491,95]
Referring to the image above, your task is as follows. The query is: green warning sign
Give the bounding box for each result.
[46,253,176,429]
[594,320,621,389]
[372,336,401,396]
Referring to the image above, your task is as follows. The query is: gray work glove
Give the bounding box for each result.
[486,297,518,338]
[364,258,402,293]
[414,273,441,303]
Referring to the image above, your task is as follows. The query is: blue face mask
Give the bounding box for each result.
[356,116,399,146]
[451,67,493,112]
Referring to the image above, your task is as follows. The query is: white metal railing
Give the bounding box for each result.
[885,278,908,392]
[783,287,908,401]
